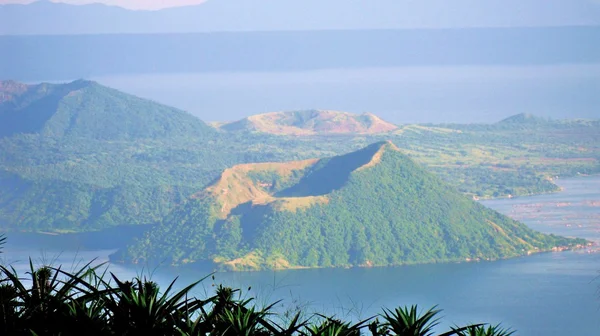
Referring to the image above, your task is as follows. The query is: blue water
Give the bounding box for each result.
[3,176,600,335]
[88,64,600,124]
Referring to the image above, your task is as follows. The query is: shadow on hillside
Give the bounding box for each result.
[0,80,91,137]
[275,142,383,197]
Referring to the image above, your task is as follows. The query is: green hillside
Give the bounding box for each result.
[0,80,214,140]
[0,80,233,231]
[115,141,584,270]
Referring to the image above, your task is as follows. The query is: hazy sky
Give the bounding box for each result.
[2,0,599,11]
[0,0,206,10]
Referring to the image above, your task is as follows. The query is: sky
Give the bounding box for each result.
[0,0,206,10]
[2,0,600,15]
[1,0,597,11]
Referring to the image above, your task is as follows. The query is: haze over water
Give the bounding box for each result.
[90,64,600,124]
[3,176,600,335]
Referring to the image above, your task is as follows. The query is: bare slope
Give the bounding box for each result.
[189,141,393,216]
[192,159,323,217]
[216,110,398,135]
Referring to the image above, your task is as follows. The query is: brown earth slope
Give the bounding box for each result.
[214,110,398,135]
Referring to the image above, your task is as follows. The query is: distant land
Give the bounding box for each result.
[2,27,600,81]
[1,0,599,35]
[0,79,228,231]
[214,110,398,135]
[0,80,598,232]
[0,79,214,139]
[113,141,585,270]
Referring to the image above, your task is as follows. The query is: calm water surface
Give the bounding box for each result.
[87,64,600,124]
[3,176,600,335]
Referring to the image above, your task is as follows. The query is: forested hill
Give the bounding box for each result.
[497,113,550,125]
[0,80,215,140]
[115,141,584,270]
[0,80,239,232]
[214,110,398,135]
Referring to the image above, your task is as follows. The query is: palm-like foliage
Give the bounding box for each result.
[0,256,515,336]
[219,305,271,336]
[380,305,442,336]
[305,316,369,336]
[454,324,515,336]
[271,311,309,336]
[0,259,109,335]
[103,274,209,335]
[375,305,485,336]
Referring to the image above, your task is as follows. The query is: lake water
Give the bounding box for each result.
[2,176,600,334]
[87,64,600,124]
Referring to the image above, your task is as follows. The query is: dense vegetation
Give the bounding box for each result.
[0,81,279,231]
[0,81,598,233]
[0,80,215,140]
[116,142,585,270]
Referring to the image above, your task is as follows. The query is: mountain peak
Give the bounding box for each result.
[498,113,550,124]
[358,140,401,170]
[216,110,398,135]
[190,141,402,218]
[192,158,322,218]
[116,141,581,269]
[0,80,214,140]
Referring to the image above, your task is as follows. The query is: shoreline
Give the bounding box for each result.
[3,175,598,272]
[480,173,600,202]
[110,241,597,273]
